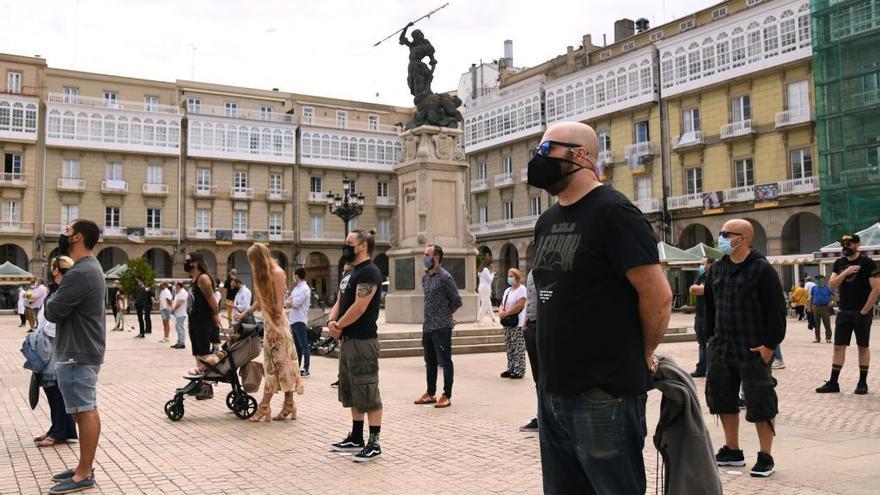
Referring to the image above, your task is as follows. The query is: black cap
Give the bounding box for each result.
[840,234,860,243]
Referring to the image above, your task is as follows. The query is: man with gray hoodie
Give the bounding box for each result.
[45,219,106,494]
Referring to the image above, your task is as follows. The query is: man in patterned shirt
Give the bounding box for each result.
[414,244,462,409]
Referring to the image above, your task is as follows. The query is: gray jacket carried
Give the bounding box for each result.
[653,355,722,495]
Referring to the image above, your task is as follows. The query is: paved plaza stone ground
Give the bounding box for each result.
[1,313,879,494]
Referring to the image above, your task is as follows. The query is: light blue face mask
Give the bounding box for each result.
[698,265,706,275]
[423,256,434,269]
[507,276,515,286]
[718,236,733,255]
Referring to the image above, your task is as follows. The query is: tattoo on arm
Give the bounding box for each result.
[356,283,376,298]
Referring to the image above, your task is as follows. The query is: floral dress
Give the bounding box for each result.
[263,311,300,393]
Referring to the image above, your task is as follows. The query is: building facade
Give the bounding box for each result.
[461,0,822,297]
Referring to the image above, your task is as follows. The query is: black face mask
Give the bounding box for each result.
[842,246,855,257]
[58,235,71,256]
[341,244,356,263]
[527,154,585,195]
[183,260,193,273]
[48,282,60,293]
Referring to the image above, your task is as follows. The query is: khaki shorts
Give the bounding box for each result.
[338,338,382,412]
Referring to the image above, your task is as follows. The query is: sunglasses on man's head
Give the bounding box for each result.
[719,231,743,239]
[534,140,585,157]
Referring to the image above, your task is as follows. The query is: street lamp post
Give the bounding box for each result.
[327,176,366,240]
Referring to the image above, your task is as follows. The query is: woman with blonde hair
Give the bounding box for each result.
[236,243,303,422]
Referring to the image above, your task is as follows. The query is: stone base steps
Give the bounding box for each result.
[318,325,695,359]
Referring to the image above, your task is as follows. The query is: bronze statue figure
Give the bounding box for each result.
[398,24,462,130]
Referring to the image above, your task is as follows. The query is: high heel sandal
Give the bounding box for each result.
[249,403,272,422]
[273,398,297,420]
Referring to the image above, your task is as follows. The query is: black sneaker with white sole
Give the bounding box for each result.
[715,445,746,466]
[353,441,382,462]
[330,433,365,453]
[750,451,775,477]
[519,418,538,432]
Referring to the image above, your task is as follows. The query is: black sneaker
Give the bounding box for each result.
[690,370,706,378]
[855,382,869,395]
[353,440,382,462]
[715,445,746,466]
[750,451,775,477]
[330,380,339,388]
[330,433,364,453]
[500,371,512,378]
[815,381,840,393]
[519,418,538,432]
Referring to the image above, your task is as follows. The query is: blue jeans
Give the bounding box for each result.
[290,322,310,371]
[175,316,186,346]
[538,390,647,495]
[773,345,783,362]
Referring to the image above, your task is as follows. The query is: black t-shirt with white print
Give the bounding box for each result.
[337,259,383,339]
[532,185,660,397]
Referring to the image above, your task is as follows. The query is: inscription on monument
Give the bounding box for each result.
[404,186,417,203]
[395,257,415,290]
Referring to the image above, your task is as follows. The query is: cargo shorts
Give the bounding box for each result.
[705,340,778,423]
[338,337,383,412]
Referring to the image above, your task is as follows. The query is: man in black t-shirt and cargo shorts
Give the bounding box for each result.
[327,229,385,462]
[816,234,880,395]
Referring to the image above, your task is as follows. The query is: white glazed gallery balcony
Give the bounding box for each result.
[774,108,812,128]
[186,106,296,164]
[304,116,400,134]
[56,177,86,192]
[142,182,169,196]
[470,215,540,235]
[720,119,754,140]
[298,129,403,171]
[46,93,181,155]
[0,94,39,142]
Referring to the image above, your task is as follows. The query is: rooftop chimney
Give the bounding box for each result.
[636,18,650,33]
[614,18,635,43]
[504,40,513,67]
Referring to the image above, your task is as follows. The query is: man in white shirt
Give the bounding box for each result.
[232,279,252,321]
[17,286,27,327]
[803,276,816,332]
[27,279,49,330]
[170,282,189,349]
[286,267,312,376]
[158,283,174,343]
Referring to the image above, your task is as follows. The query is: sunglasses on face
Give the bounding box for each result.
[719,231,743,239]
[534,140,585,157]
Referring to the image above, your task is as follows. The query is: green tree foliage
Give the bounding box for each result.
[119,257,156,295]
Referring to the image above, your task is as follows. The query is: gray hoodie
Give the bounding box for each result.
[45,255,106,365]
[652,355,722,495]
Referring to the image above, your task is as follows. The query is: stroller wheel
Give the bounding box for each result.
[225,391,238,411]
[233,395,258,420]
[165,399,184,421]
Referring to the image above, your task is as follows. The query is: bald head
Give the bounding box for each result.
[723,219,754,242]
[543,122,599,161]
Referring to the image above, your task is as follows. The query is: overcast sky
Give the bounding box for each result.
[3,0,718,107]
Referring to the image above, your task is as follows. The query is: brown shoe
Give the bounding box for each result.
[414,393,437,405]
[434,395,451,408]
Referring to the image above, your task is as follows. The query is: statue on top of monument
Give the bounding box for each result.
[397,23,462,130]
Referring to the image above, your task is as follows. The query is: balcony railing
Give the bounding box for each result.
[268,231,296,242]
[675,131,704,149]
[43,224,65,236]
[376,196,396,207]
[775,109,812,128]
[301,233,345,242]
[846,88,880,110]
[145,228,178,238]
[102,226,127,237]
[307,191,328,204]
[470,178,489,192]
[188,104,294,124]
[626,142,654,171]
[142,183,169,195]
[598,150,614,165]
[0,221,33,234]
[723,185,756,203]
[633,197,662,213]
[230,187,254,200]
[304,116,400,134]
[520,168,528,183]
[192,185,217,198]
[57,177,86,191]
[666,192,704,210]
[470,215,540,235]
[48,93,180,114]
[0,172,26,187]
[186,227,214,240]
[265,190,291,202]
[840,166,880,185]
[101,180,129,194]
[720,119,754,140]
[779,176,819,195]
[494,172,515,188]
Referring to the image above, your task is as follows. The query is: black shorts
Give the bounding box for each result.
[189,320,217,356]
[705,341,778,423]
[834,310,873,347]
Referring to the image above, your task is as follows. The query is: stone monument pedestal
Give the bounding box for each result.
[384,125,478,324]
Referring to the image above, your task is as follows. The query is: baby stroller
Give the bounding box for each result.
[164,322,263,421]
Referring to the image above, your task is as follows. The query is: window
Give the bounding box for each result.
[683,108,700,133]
[233,171,248,190]
[105,162,123,180]
[233,211,247,234]
[260,105,272,121]
[747,0,762,5]
[63,87,78,103]
[747,27,762,61]
[764,23,779,56]
[622,41,635,52]
[144,96,159,112]
[790,149,813,179]
[731,33,746,68]
[478,205,488,224]
[7,72,22,94]
[675,53,687,81]
[635,121,650,143]
[377,181,389,197]
[347,179,357,195]
[310,214,323,237]
[680,19,695,32]
[105,207,121,228]
[310,177,323,193]
[635,176,652,200]
[368,115,379,131]
[302,107,314,124]
[717,39,730,70]
[195,209,211,233]
[734,158,755,187]
[2,200,21,224]
[650,31,664,42]
[702,44,715,74]
[147,165,163,184]
[477,162,487,180]
[196,169,211,189]
[146,208,162,229]
[336,111,347,128]
[62,159,80,179]
[530,196,542,216]
[731,95,751,122]
[377,217,390,241]
[4,153,22,178]
[781,18,797,52]
[187,98,201,113]
[502,201,514,220]
[502,156,513,175]
[686,168,703,195]
[103,91,118,107]
[269,212,282,235]
[269,173,282,193]
[223,102,237,117]
[599,50,611,60]
[61,204,78,227]
[786,80,809,113]
[598,131,611,153]
[712,7,727,19]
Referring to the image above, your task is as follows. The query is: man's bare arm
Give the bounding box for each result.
[626,264,673,368]
[336,283,377,328]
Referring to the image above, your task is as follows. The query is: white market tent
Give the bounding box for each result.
[815,222,880,261]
